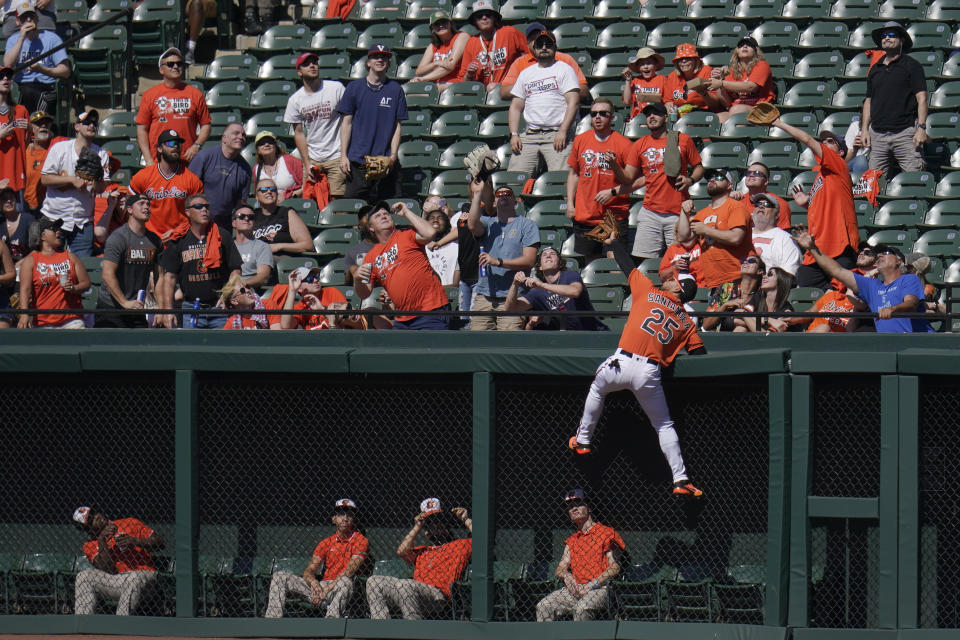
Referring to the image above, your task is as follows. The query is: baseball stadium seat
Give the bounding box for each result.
[913,229,960,257]
[350,0,406,23]
[663,569,713,622]
[525,201,572,230]
[8,553,74,615]
[684,0,735,22]
[674,111,720,138]
[929,81,960,110]
[613,563,678,622]
[439,140,483,168]
[867,229,918,254]
[750,21,799,50]
[582,258,628,286]
[527,171,569,200]
[748,141,801,169]
[245,80,298,117]
[403,82,440,108]
[845,21,885,51]
[248,24,312,60]
[404,0,453,23]
[498,0,544,21]
[438,82,488,109]
[713,565,765,624]
[868,200,928,230]
[796,20,849,50]
[829,0,878,21]
[255,55,299,84]
[699,141,749,170]
[398,23,433,53]
[829,80,867,110]
[696,21,750,53]
[546,0,595,21]
[590,52,635,80]
[491,170,531,194]
[244,112,289,141]
[198,54,258,89]
[205,81,252,112]
[877,0,927,19]
[591,0,644,24]
[926,0,960,21]
[718,112,767,140]
[593,21,647,53]
[882,171,936,200]
[96,111,137,141]
[766,111,818,138]
[819,112,859,137]
[907,21,952,50]
[397,140,441,168]
[791,51,845,80]
[734,0,783,22]
[638,0,684,20]
[552,22,598,50]
[308,22,359,52]
[925,112,960,139]
[426,110,479,141]
[426,170,473,197]
[646,21,698,49]
[351,22,404,55]
[922,201,960,229]
[780,80,835,110]
[313,230,359,258]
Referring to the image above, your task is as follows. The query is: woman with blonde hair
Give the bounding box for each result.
[709,36,776,123]
[218,273,271,330]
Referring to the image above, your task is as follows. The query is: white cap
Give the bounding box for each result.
[334,498,357,510]
[420,497,442,516]
[73,506,91,526]
[159,47,184,68]
[292,266,322,280]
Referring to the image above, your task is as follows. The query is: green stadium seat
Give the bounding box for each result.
[587,286,626,311]
[57,0,87,30]
[700,51,728,67]
[404,109,434,137]
[318,257,346,284]
[248,25,312,60]
[845,22,884,51]
[347,54,398,79]
[590,80,626,102]
[646,21,698,49]
[829,80,867,110]
[907,21,952,50]
[913,229,960,257]
[403,81,440,108]
[299,0,338,27]
[198,54,258,89]
[883,171,935,200]
[395,55,419,79]
[96,111,137,141]
[68,26,128,100]
[685,0,735,22]
[921,201,960,229]
[131,0,181,65]
[438,140,480,168]
[934,171,960,199]
[623,114,651,138]
[582,257,628,285]
[590,0,643,24]
[313,229,360,258]
[926,0,960,21]
[308,23,359,52]
[243,113,289,143]
[398,140,441,168]
[926,112,960,139]
[552,22,598,50]
[674,111,720,138]
[526,201,572,229]
[481,84,511,111]
[750,21,799,49]
[426,169,472,196]
[699,141,749,169]
[498,0,545,20]
[255,55,299,84]
[781,80,835,110]
[929,81,960,110]
[638,0,684,20]
[426,109,479,140]
[102,140,141,169]
[593,21,647,53]
[304,53,348,78]
[779,0,821,19]
[719,112,767,140]
[829,0,878,21]
[819,112,858,137]
[842,52,875,79]
[734,0,783,22]
[696,21,750,53]
[539,228,567,250]
[762,50,794,78]
[399,23,433,53]
[877,0,927,19]
[791,50,845,80]
[245,80,299,117]
[942,258,960,283]
[797,20,849,49]
[438,81,487,109]
[477,110,511,138]
[351,22,405,55]
[914,50,944,79]
[867,229,917,253]
[546,0,595,21]
[207,110,242,140]
[747,140,800,169]
[789,169,817,194]
[404,0,454,23]
[351,0,406,22]
[9,553,74,615]
[206,81,252,111]
[591,52,635,80]
[869,200,927,231]
[527,171,569,200]
[491,170,531,193]
[80,0,131,29]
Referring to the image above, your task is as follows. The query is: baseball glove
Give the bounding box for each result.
[463,143,501,182]
[364,155,392,182]
[746,102,781,126]
[75,147,104,182]
[584,210,618,242]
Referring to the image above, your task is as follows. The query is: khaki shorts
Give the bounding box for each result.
[186,0,217,19]
[312,157,347,197]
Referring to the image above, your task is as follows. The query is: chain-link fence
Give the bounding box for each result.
[0,373,175,617]
[808,517,881,628]
[196,373,474,620]
[919,378,960,629]
[493,375,770,623]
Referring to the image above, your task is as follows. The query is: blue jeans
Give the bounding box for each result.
[392,305,451,330]
[62,223,94,257]
[181,302,228,329]
[458,280,477,328]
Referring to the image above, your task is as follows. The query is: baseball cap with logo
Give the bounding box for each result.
[469,0,501,25]
[524,22,547,39]
[296,52,319,68]
[76,108,99,124]
[672,43,701,64]
[72,506,92,526]
[564,488,586,503]
[531,30,556,45]
[367,44,393,58]
[430,10,452,24]
[157,129,185,145]
[15,1,36,17]
[292,266,324,281]
[334,498,358,512]
[420,497,443,517]
[30,110,53,124]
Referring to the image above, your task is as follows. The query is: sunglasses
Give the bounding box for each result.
[590,110,612,118]
[163,60,185,68]
[707,173,728,181]
[877,249,899,257]
[301,273,321,284]
[234,286,252,296]
[79,119,98,126]
[881,31,901,39]
[533,40,556,49]
[234,213,255,221]
[495,190,514,198]
[187,203,210,210]
[764,269,777,277]
[741,257,759,264]
[475,11,496,19]
[298,59,318,67]
[256,139,276,146]
[161,140,181,148]
[258,186,278,193]
[744,170,767,178]
[753,200,776,209]
[859,248,876,256]
[431,22,451,31]
[369,54,390,60]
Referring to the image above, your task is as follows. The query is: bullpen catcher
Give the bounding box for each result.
[569,227,707,498]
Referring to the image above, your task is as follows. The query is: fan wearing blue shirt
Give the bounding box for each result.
[2,2,69,115]
[795,230,933,333]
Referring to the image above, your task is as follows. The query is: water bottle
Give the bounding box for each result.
[479,264,487,278]
[187,300,199,329]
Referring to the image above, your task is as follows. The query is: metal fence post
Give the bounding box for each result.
[472,372,495,622]
[175,370,199,617]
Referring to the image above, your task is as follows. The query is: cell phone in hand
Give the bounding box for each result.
[13,119,28,129]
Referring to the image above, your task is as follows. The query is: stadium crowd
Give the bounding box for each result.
[0,0,948,332]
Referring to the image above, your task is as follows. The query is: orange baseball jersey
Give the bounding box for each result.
[129,163,204,237]
[626,132,701,215]
[724,60,776,106]
[29,250,82,327]
[693,198,754,288]
[567,129,633,224]
[663,65,714,110]
[24,136,69,209]
[412,538,472,597]
[501,51,587,88]
[807,290,855,333]
[735,190,791,229]
[136,83,211,160]
[618,269,703,365]
[0,104,28,191]
[82,518,156,573]
[804,144,859,264]
[660,240,704,286]
[458,25,528,86]
[363,228,448,322]
[566,522,625,584]
[627,74,667,121]
[312,530,370,581]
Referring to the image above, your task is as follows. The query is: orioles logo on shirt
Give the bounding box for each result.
[36,259,71,284]
[809,175,824,202]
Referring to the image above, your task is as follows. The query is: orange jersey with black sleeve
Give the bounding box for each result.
[82,518,156,573]
[129,163,204,237]
[412,538,472,597]
[618,269,703,365]
[363,228,448,322]
[566,522,625,584]
[312,530,370,581]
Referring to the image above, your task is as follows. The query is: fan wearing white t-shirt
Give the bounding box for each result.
[507,29,580,177]
[284,53,347,196]
[750,193,801,277]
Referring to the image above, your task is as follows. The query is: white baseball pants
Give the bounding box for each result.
[576,351,688,483]
[264,571,354,618]
[74,568,155,615]
[365,575,446,620]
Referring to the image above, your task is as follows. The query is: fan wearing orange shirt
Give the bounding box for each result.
[569,230,706,499]
[793,280,857,333]
[265,499,370,618]
[709,37,777,123]
[128,130,204,242]
[458,0,528,91]
[566,98,633,261]
[622,47,667,122]
[355,202,451,330]
[276,266,349,330]
[367,498,472,620]
[772,118,860,289]
[663,44,723,115]
[499,22,589,100]
[536,489,625,621]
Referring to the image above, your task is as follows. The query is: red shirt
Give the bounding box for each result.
[724,60,776,106]
[136,82,211,160]
[458,26,528,86]
[28,250,82,327]
[659,240,704,286]
[412,538,472,597]
[618,269,703,365]
[129,163,204,237]
[312,530,370,581]
[627,75,667,120]
[692,198,754,288]
[804,144,860,264]
[363,228,448,322]
[566,523,625,584]
[663,65,714,110]
[567,130,633,224]
[626,132,701,215]
[83,518,156,573]
[0,105,28,191]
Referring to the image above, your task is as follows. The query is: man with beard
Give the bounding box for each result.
[129,130,204,241]
[23,110,65,214]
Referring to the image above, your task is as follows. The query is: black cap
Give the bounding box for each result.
[125,192,150,208]
[819,130,848,157]
[358,200,391,219]
[642,102,668,117]
[750,193,777,208]
[37,216,63,232]
[874,244,904,261]
[736,36,759,50]
[157,129,185,145]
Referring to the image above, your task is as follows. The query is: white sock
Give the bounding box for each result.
[187,40,196,51]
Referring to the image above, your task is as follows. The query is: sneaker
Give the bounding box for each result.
[568,436,592,455]
[184,49,195,66]
[672,480,703,498]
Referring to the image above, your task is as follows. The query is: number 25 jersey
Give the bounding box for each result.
[618,270,703,366]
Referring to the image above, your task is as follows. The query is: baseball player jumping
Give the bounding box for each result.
[570,228,706,498]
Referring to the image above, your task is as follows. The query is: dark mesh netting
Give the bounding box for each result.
[808,518,881,628]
